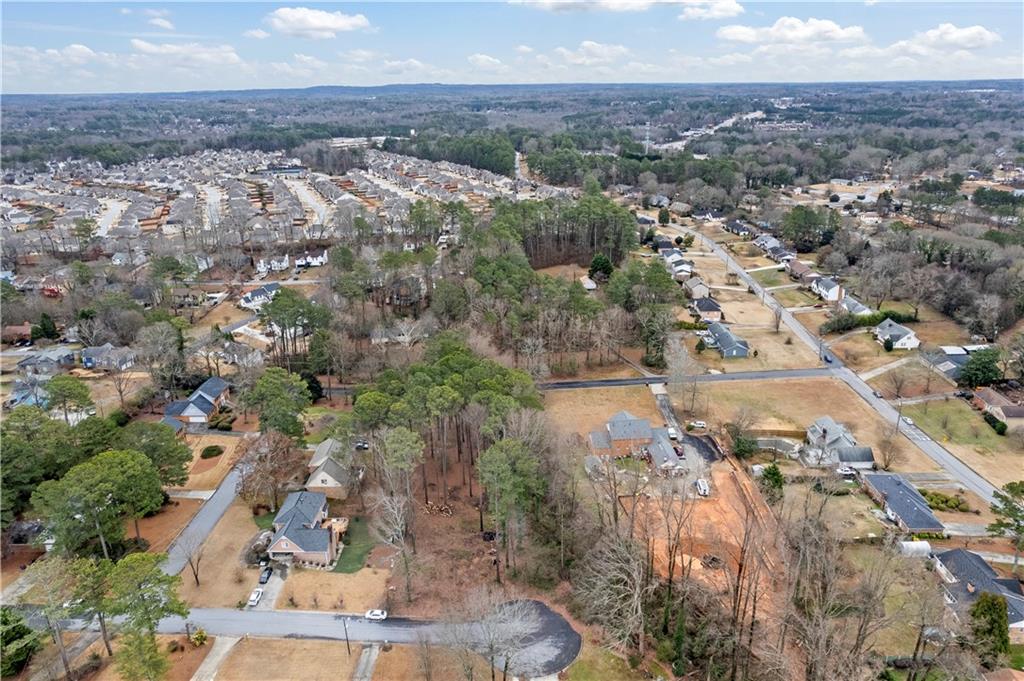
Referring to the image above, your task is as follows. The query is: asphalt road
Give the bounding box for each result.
[669,223,997,505]
[154,599,580,676]
[162,467,242,576]
[538,366,831,390]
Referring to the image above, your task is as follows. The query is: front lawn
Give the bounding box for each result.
[254,513,275,531]
[333,516,375,573]
[1010,643,1024,671]
[903,400,1007,452]
[751,268,785,287]
[565,645,647,681]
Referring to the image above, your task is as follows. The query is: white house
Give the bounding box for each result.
[874,318,921,350]
[811,276,843,302]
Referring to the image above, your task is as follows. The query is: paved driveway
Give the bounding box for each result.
[252,567,287,611]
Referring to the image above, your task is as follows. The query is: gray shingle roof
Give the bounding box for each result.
[192,376,229,402]
[273,516,330,553]
[863,473,944,532]
[938,549,1024,625]
[274,491,326,528]
[306,458,351,488]
[607,411,652,440]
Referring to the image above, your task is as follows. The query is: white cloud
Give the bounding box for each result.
[678,0,743,21]
[130,39,243,67]
[148,17,175,31]
[243,28,270,39]
[265,7,370,39]
[512,0,665,11]
[468,53,503,69]
[839,23,1001,59]
[382,58,430,74]
[142,9,170,18]
[554,40,630,65]
[516,45,534,54]
[294,53,327,69]
[708,51,752,65]
[340,48,380,62]
[718,16,866,44]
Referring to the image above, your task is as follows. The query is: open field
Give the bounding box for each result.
[278,567,389,612]
[781,483,886,540]
[793,310,832,336]
[536,263,588,282]
[373,643,493,681]
[714,289,777,326]
[773,286,819,308]
[685,327,821,373]
[218,638,362,681]
[830,332,912,373]
[543,385,664,445]
[695,378,941,474]
[188,299,254,340]
[903,399,1024,489]
[866,361,955,399]
[76,635,212,681]
[177,433,241,490]
[177,501,261,608]
[127,498,202,553]
[750,268,787,287]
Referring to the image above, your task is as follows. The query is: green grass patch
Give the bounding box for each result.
[772,287,818,308]
[903,400,1008,453]
[751,269,785,287]
[254,513,275,530]
[1010,643,1024,671]
[333,516,375,573]
[565,646,646,681]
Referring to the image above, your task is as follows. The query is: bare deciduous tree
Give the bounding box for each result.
[179,531,206,587]
[772,305,783,333]
[368,491,415,603]
[887,368,908,400]
[876,428,904,471]
[235,431,306,511]
[574,535,655,654]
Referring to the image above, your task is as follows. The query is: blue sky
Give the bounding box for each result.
[3,1,1021,93]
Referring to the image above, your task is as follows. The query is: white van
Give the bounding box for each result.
[695,479,710,497]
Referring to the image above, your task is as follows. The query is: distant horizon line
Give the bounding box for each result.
[3,77,1022,99]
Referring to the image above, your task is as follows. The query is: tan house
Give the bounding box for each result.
[306,458,359,500]
[267,491,347,566]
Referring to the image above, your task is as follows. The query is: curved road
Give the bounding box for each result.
[670,222,996,504]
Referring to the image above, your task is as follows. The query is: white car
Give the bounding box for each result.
[365,609,388,621]
[835,466,856,477]
[666,427,679,440]
[247,588,263,607]
[690,421,707,430]
[695,479,710,497]
[902,416,915,426]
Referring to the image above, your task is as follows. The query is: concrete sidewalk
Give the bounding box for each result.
[190,636,240,681]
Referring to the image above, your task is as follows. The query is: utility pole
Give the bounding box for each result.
[343,617,351,656]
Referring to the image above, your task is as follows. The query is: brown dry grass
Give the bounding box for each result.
[218,638,363,681]
[536,263,588,282]
[373,643,493,681]
[542,386,664,447]
[781,483,887,540]
[695,377,942,474]
[714,289,777,326]
[866,360,955,399]
[830,332,911,373]
[76,635,212,681]
[177,501,261,608]
[187,300,253,340]
[125,498,203,554]
[177,433,241,490]
[685,328,821,373]
[277,568,389,612]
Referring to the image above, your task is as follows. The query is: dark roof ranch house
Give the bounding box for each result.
[707,322,750,359]
[267,491,347,566]
[862,473,944,534]
[934,549,1024,632]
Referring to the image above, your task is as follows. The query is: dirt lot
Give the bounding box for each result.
[0,545,44,590]
[278,567,389,612]
[536,263,588,282]
[866,360,955,399]
[781,482,886,540]
[76,635,212,681]
[177,501,261,608]
[830,332,912,373]
[542,386,664,448]
[684,328,821,373]
[176,433,242,490]
[695,378,942,474]
[187,299,253,340]
[218,638,362,681]
[903,399,1024,489]
[374,644,493,681]
[73,370,151,417]
[126,498,203,553]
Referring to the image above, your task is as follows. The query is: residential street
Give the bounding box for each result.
[162,467,242,576]
[669,223,998,505]
[538,366,832,390]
